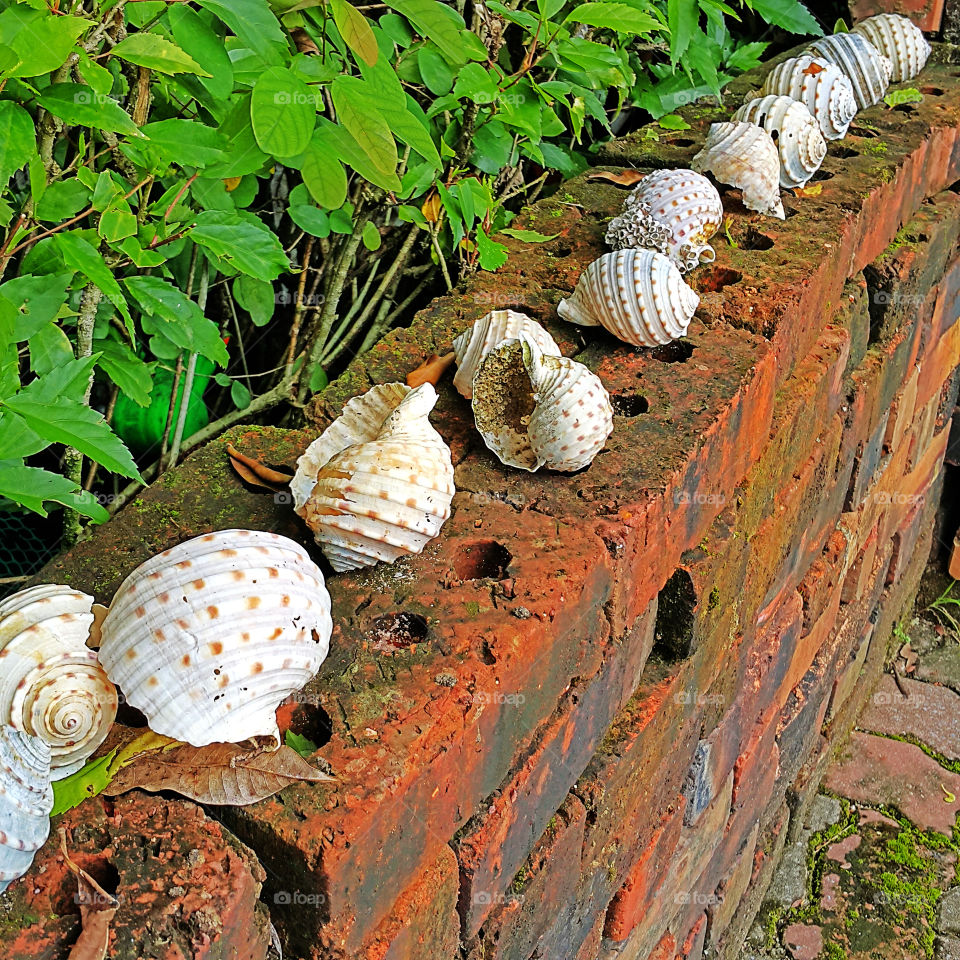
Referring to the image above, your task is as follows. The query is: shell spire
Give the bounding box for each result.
[851,14,930,83]
[760,55,857,141]
[806,32,893,110]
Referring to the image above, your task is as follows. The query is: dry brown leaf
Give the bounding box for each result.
[102,742,334,805]
[290,26,320,55]
[226,442,293,489]
[407,352,456,388]
[421,192,442,223]
[793,182,823,198]
[223,176,242,192]
[585,169,646,187]
[60,829,119,960]
[86,604,108,649]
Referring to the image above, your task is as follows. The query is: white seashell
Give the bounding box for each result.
[472,334,612,472]
[293,384,455,572]
[806,32,893,110]
[691,121,785,219]
[852,14,930,83]
[604,169,724,273]
[98,530,332,747]
[733,95,827,189]
[452,310,561,399]
[760,55,858,141]
[557,249,699,347]
[0,585,117,779]
[0,726,52,893]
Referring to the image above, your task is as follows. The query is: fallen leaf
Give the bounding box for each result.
[60,829,119,960]
[585,169,646,187]
[407,351,455,388]
[942,783,956,803]
[226,442,293,488]
[899,641,918,673]
[793,182,823,197]
[86,604,108,649]
[421,192,442,223]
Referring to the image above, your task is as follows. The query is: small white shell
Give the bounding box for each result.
[0,726,52,893]
[852,14,930,83]
[558,249,699,347]
[806,32,893,110]
[691,121,785,219]
[605,169,724,273]
[452,310,561,399]
[472,335,612,472]
[0,585,117,779]
[98,530,332,747]
[294,384,455,572]
[733,95,827,189]
[760,55,858,141]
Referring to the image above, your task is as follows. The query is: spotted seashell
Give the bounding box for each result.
[0,726,52,893]
[0,585,117,779]
[472,334,612,472]
[852,14,930,83]
[760,55,858,141]
[806,32,893,110]
[293,384,455,572]
[605,169,724,273]
[733,95,827,189]
[452,310,561,399]
[98,530,332,747]
[691,121,785,219]
[557,249,699,347]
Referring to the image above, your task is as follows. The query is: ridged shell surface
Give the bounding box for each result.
[691,121,785,219]
[0,585,117,779]
[98,530,332,747]
[452,310,561,399]
[852,14,930,83]
[604,169,723,273]
[806,32,893,110]
[733,94,827,189]
[0,726,52,893]
[760,55,857,141]
[557,249,699,347]
[295,384,455,572]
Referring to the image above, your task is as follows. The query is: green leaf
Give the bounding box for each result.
[35,179,91,221]
[1,13,91,78]
[95,339,154,407]
[231,379,252,409]
[362,221,382,250]
[196,0,287,66]
[499,228,559,242]
[28,323,73,376]
[98,206,138,242]
[884,87,924,108]
[251,66,317,159]
[139,119,228,168]
[52,233,132,329]
[300,136,349,209]
[169,5,234,100]
[284,730,317,757]
[667,0,697,64]
[37,84,143,137]
[566,2,660,34]
[749,0,822,35]
[0,101,35,187]
[51,749,118,815]
[233,275,276,326]
[658,113,691,130]
[28,355,98,404]
[314,118,401,193]
[0,460,108,520]
[330,76,397,177]
[3,274,72,341]
[475,227,508,271]
[417,43,454,94]
[308,363,328,393]
[330,0,379,66]
[391,100,441,168]
[190,211,290,281]
[385,0,472,64]
[110,33,211,76]
[289,198,331,237]
[453,62,498,104]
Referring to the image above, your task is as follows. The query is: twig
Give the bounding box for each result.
[284,235,314,379]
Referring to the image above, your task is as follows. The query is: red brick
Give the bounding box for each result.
[852,2,944,35]
[677,914,707,960]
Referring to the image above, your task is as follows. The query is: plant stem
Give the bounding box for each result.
[284,234,314,380]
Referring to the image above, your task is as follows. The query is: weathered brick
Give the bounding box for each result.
[850,0,944,31]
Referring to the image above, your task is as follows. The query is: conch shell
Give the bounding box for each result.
[852,13,930,83]
[558,249,699,347]
[691,121,785,219]
[806,32,893,110]
[760,55,858,141]
[0,585,117,779]
[472,334,612,472]
[604,169,724,273]
[292,384,455,571]
[97,529,332,747]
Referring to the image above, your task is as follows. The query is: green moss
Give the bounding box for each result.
[823,942,848,960]
[862,140,888,156]
[708,587,721,611]
[464,601,481,617]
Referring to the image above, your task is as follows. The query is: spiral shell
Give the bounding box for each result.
[98,530,332,747]
[852,14,930,83]
[472,334,612,472]
[452,310,561,399]
[760,55,858,141]
[733,95,827,189]
[806,32,893,110]
[0,585,117,779]
[293,384,455,572]
[604,169,724,273]
[691,121,785,219]
[557,249,699,347]
[0,726,52,893]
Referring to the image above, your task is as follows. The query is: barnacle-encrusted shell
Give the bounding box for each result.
[98,530,333,747]
[557,249,699,347]
[452,310,561,399]
[760,55,858,141]
[807,32,893,110]
[472,334,612,472]
[733,94,827,189]
[0,726,52,893]
[0,585,117,779]
[691,121,785,219]
[293,384,455,572]
[604,169,723,273]
[852,13,930,83]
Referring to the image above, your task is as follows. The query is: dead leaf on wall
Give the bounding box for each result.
[60,830,119,960]
[585,169,646,187]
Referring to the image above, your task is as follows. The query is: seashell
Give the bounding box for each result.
[691,121,785,219]
[557,249,699,347]
[98,529,332,747]
[0,585,117,779]
[852,14,930,83]
[292,384,455,571]
[760,55,858,141]
[806,32,893,110]
[452,310,561,399]
[472,334,612,472]
[0,726,53,893]
[604,169,724,273]
[733,95,827,189]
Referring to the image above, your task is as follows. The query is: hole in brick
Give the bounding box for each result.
[831,145,859,159]
[453,539,512,580]
[610,394,649,417]
[550,243,572,258]
[920,86,944,95]
[693,266,742,293]
[649,340,694,363]
[54,858,121,917]
[810,169,835,182]
[741,227,774,251]
[669,138,695,147]
[894,103,918,113]
[653,569,697,662]
[285,702,333,749]
[849,125,879,138]
[368,611,429,648]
